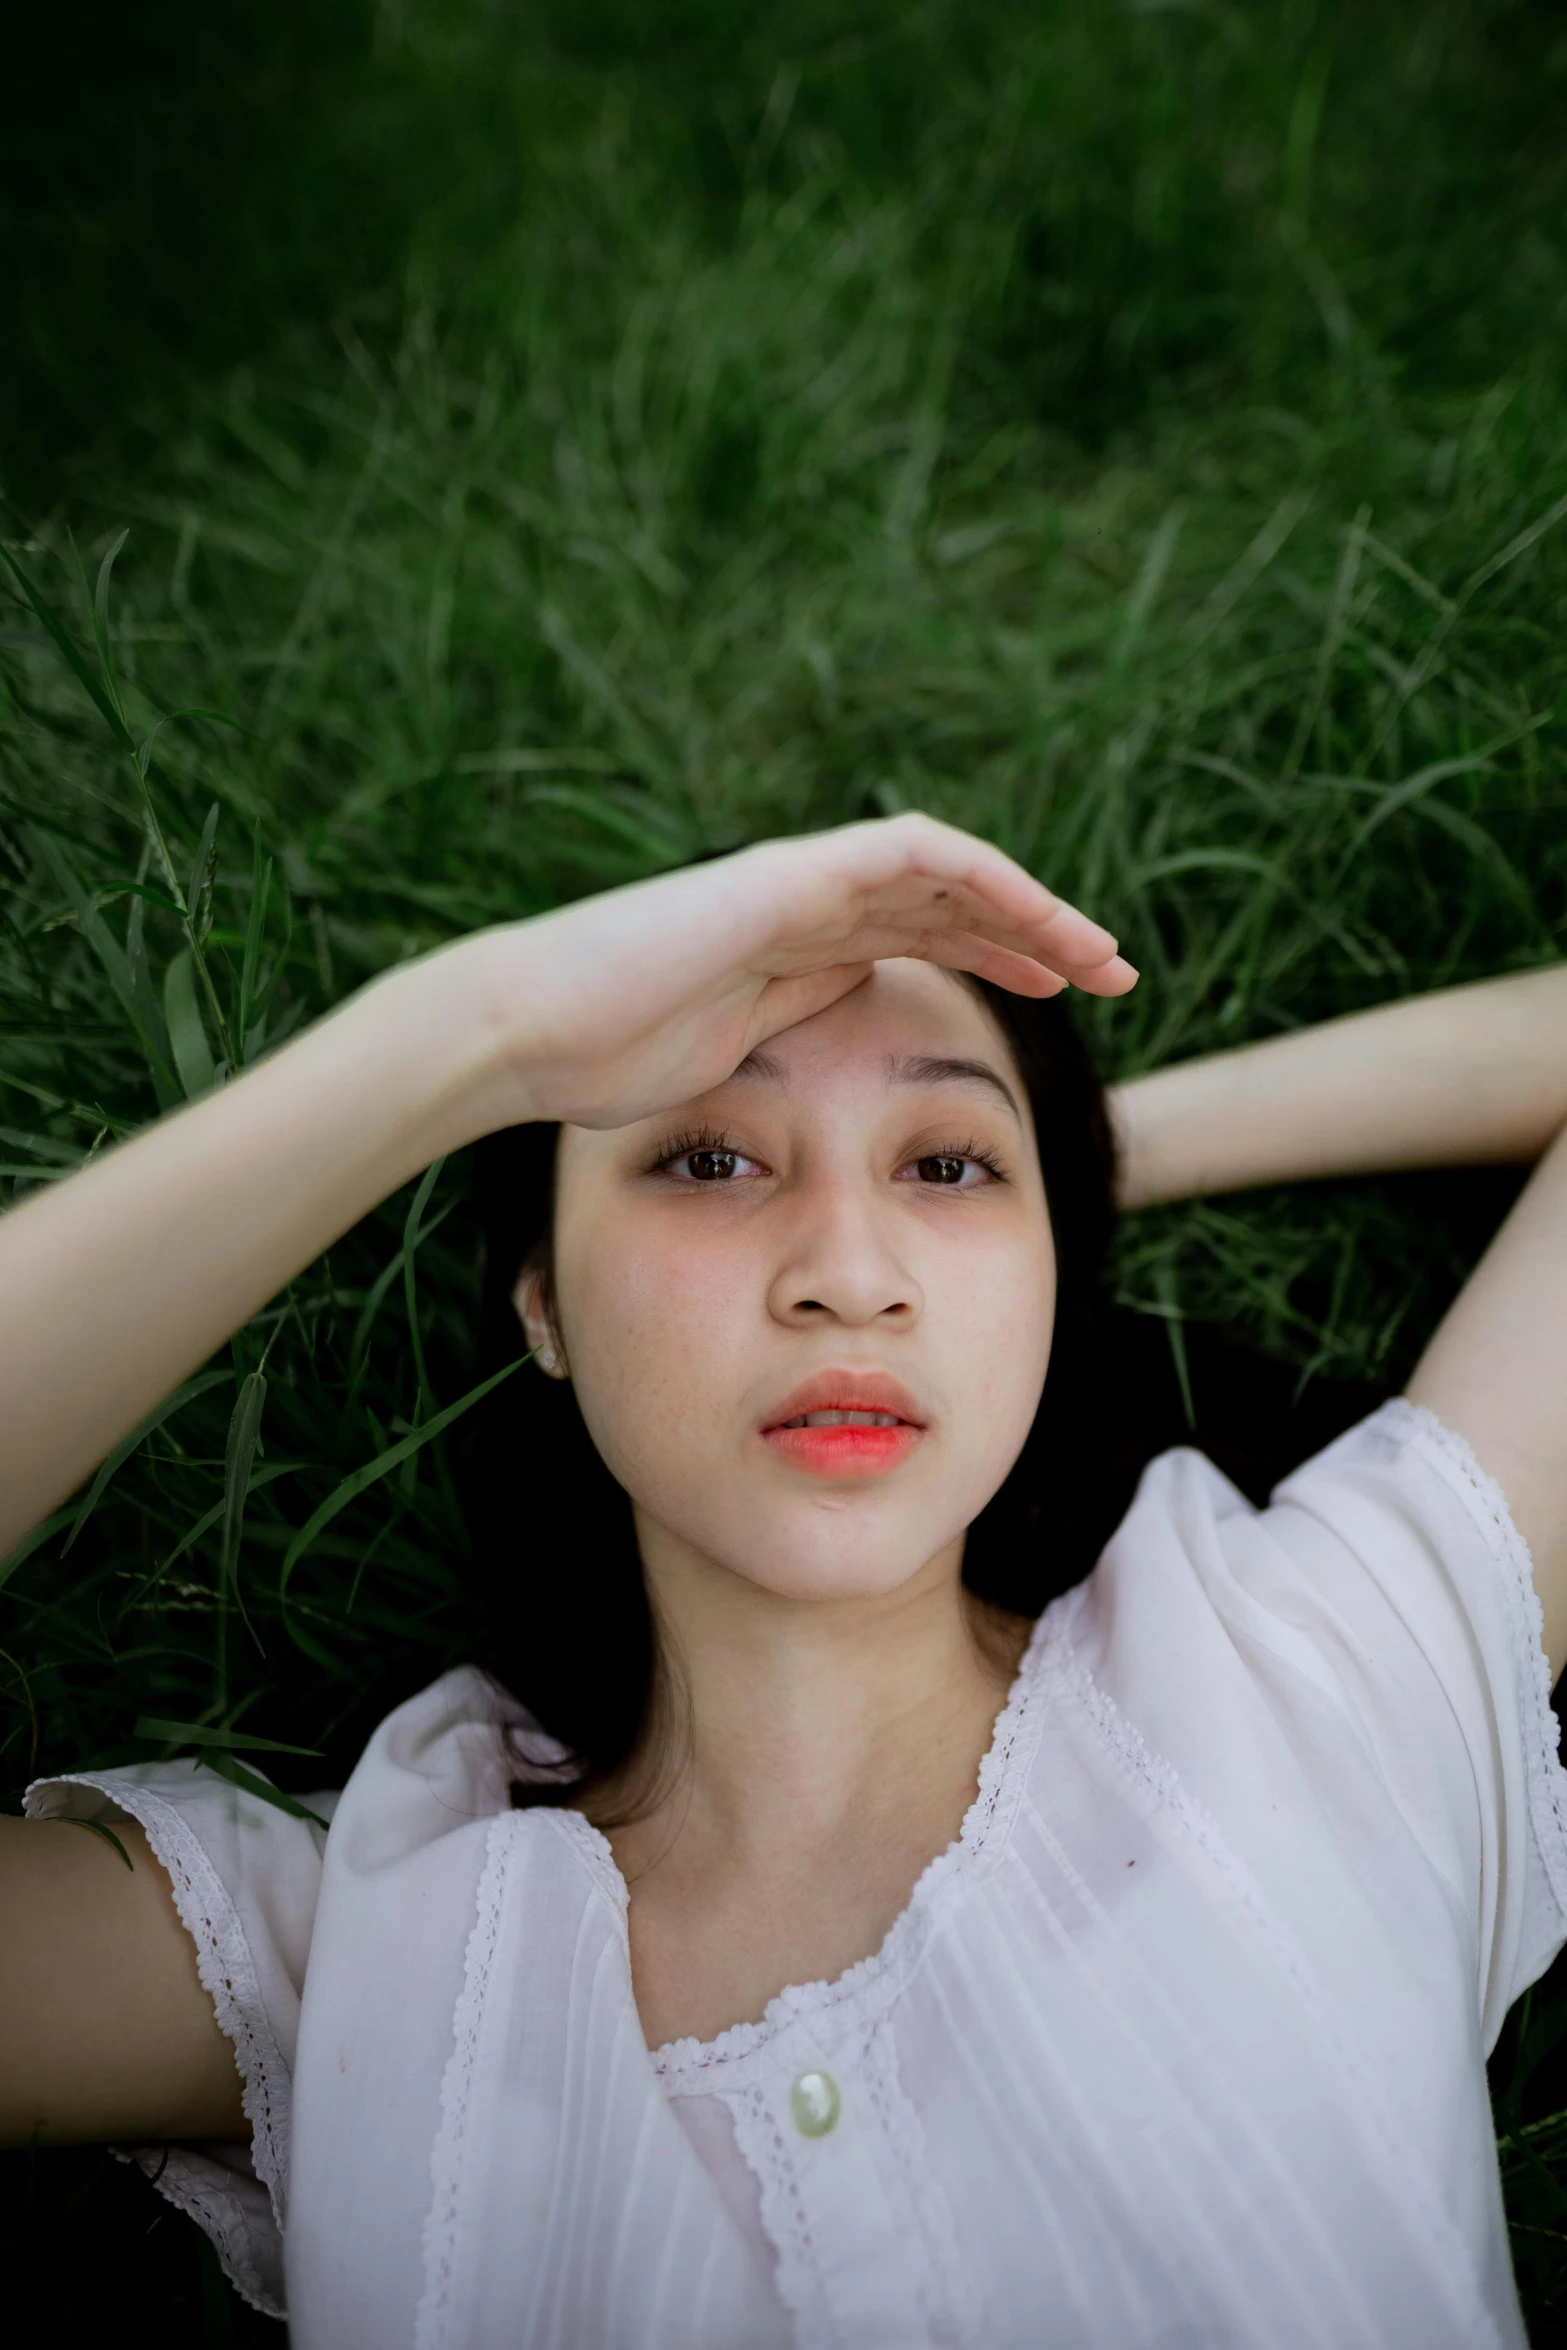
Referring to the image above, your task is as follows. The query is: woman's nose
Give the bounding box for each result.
[765,1188,922,1328]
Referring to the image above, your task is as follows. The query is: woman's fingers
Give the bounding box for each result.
[831,924,1132,999]
[840,816,1117,963]
[908,932,1071,996]
[759,818,1136,994]
[1033,900,1133,977]
[760,904,1135,997]
[744,965,879,1051]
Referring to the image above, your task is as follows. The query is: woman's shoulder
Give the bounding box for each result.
[1078,1391,1541,1658]
[323,1664,571,1854]
[25,1665,566,1876]
[1046,1390,1546,1835]
[1057,1394,1567,2016]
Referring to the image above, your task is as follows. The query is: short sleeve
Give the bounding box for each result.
[1257,1398,1567,2034]
[1076,1396,1567,2061]
[23,1757,337,2318]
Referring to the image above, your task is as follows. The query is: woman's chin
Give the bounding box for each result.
[635,1490,970,1608]
[752,1552,936,1603]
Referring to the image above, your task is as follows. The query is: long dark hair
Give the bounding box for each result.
[459,976,1385,1802]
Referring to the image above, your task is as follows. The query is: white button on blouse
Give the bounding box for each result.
[27,1402,1567,2349]
[790,2071,841,2138]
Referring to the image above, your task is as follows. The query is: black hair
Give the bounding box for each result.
[459,976,1387,1804]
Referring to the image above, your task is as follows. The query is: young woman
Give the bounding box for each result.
[3,813,1566,2350]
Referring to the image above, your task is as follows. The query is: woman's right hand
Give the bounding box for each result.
[408,813,1137,1146]
[0,816,1132,1556]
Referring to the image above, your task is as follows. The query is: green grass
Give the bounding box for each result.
[4,0,1567,2335]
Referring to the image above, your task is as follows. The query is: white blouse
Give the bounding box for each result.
[28,1399,1567,2350]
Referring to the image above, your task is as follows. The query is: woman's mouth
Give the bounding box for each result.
[760,1387,924,1480]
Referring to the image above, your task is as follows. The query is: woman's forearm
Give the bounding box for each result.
[1110,963,1567,1214]
[0,944,504,1560]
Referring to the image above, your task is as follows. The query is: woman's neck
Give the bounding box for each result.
[587,1518,1029,2048]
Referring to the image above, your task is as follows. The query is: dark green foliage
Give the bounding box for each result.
[6,2136,278,2346]
[3,0,1567,2335]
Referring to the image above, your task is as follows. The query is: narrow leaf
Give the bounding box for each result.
[156,1460,296,1576]
[278,1357,525,1610]
[0,1507,76,1594]
[185,800,221,942]
[239,841,273,1052]
[0,540,134,750]
[30,825,176,1102]
[196,1749,330,1830]
[521,782,692,866]
[125,884,180,1111]
[163,949,217,1097]
[242,861,293,1062]
[34,828,132,1005]
[1155,1261,1196,1433]
[220,1371,267,1646]
[73,530,129,734]
[110,879,186,919]
[349,1245,408,1372]
[92,528,130,657]
[403,1157,445,1419]
[349,1199,458,1376]
[63,1369,232,1553]
[134,706,249,783]
[134,1717,320,1757]
[0,1125,81,1165]
[55,1817,135,1870]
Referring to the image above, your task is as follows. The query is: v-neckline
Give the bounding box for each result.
[547,1602,1057,2080]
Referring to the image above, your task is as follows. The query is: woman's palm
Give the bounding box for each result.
[483,815,1137,1133]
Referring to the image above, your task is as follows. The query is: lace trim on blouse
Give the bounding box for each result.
[416,1800,518,2350]
[856,2020,983,2349]
[22,1772,290,2321]
[1376,1395,1567,1924]
[616,1601,1057,2086]
[722,2074,835,2350]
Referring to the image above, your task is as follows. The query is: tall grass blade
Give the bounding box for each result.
[194,1748,330,1829]
[277,1356,524,1619]
[219,1371,268,1651]
[0,539,134,750]
[163,949,217,1097]
[61,1369,232,1553]
[28,826,178,1102]
[134,1717,319,1755]
[185,801,221,943]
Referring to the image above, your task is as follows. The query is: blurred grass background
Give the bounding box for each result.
[4,0,1567,2336]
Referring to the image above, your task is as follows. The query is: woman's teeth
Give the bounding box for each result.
[781,1410,904,1428]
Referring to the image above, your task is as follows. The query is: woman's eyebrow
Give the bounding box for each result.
[730,1046,790,1083]
[889,1054,1022,1120]
[726,1045,1021,1119]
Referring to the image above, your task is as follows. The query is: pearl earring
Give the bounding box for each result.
[538,1347,558,1373]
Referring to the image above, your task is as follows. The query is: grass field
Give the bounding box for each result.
[4,1,1567,2335]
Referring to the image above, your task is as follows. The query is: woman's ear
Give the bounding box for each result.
[512,1255,570,1379]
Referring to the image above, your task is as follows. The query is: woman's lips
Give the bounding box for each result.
[761,1404,923,1480]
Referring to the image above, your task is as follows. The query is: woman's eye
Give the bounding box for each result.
[663,1148,765,1182]
[899,1153,998,1189]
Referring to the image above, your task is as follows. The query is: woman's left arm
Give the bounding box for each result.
[1109,963,1567,1673]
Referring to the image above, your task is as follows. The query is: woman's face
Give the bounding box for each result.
[525,961,1056,1604]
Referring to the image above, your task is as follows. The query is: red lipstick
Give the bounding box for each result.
[760,1372,925,1481]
